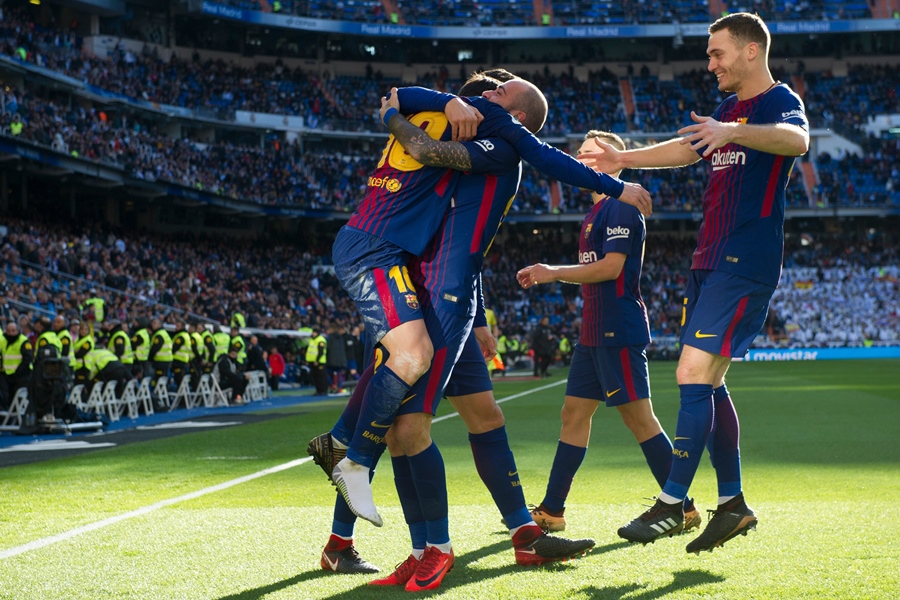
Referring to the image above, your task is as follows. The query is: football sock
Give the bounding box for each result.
[541,440,587,514]
[392,454,428,552]
[428,541,453,554]
[330,364,374,446]
[639,431,674,490]
[332,442,386,538]
[469,426,531,530]
[347,365,411,467]
[709,384,742,502]
[660,383,714,502]
[407,441,450,546]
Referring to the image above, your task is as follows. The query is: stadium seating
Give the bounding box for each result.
[214,0,876,24]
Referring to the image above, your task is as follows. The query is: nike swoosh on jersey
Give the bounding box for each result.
[370,421,391,429]
[694,331,718,339]
[400,393,416,405]
[674,437,691,441]
[606,388,621,397]
[508,471,518,477]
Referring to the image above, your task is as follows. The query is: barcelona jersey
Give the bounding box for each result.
[346,111,518,256]
[693,83,808,287]
[578,198,650,347]
[396,87,626,199]
[410,162,523,318]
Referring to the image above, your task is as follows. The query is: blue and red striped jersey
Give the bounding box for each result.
[410,163,523,319]
[692,83,808,287]
[346,111,517,256]
[578,198,650,347]
[396,87,626,198]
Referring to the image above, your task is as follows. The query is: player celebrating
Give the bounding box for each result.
[312,72,596,592]
[517,130,701,536]
[588,13,809,552]
[328,71,652,535]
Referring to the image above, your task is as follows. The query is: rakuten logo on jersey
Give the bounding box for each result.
[606,226,630,241]
[711,149,747,171]
[579,250,599,264]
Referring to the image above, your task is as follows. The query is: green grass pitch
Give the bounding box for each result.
[1,359,898,599]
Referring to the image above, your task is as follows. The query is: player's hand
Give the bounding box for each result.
[473,326,497,361]
[616,182,653,216]
[379,87,401,123]
[517,264,553,288]
[677,111,735,157]
[576,140,624,173]
[445,97,483,142]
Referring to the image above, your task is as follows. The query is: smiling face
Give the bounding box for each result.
[706,29,751,95]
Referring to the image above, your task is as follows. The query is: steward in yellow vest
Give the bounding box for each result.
[171,321,192,387]
[108,321,134,365]
[3,321,33,397]
[131,317,152,378]
[72,321,95,386]
[230,325,246,370]
[148,317,172,387]
[83,348,130,397]
[305,327,328,395]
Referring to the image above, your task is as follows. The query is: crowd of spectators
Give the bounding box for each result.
[218,0,874,25]
[763,233,900,347]
[1,3,898,212]
[1,217,897,394]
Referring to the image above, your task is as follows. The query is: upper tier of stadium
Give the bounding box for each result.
[214,0,888,26]
[0,1,897,212]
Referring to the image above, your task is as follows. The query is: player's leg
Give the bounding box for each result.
[534,344,599,529]
[319,441,386,575]
[330,254,432,525]
[446,333,594,566]
[307,363,375,481]
[708,363,742,507]
[368,427,427,587]
[608,344,702,534]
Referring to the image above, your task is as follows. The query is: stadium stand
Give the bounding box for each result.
[215,0,877,24]
[0,0,896,407]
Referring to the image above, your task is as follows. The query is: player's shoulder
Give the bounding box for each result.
[604,197,645,223]
[763,83,807,125]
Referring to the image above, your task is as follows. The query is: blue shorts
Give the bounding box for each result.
[565,343,650,406]
[443,331,493,398]
[680,270,775,358]
[333,227,423,346]
[398,306,472,417]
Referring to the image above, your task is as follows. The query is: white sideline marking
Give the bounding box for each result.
[0,457,312,560]
[136,421,242,430]
[0,440,117,453]
[1,380,562,560]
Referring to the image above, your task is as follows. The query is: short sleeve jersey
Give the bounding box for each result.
[578,198,650,347]
[693,83,808,287]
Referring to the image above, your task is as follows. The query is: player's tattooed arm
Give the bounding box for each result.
[388,115,473,171]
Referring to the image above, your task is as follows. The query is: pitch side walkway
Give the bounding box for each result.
[0,388,334,468]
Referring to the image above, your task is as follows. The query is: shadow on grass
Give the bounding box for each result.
[217,537,631,599]
[579,568,726,600]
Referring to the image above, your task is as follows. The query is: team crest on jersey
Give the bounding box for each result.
[405,294,419,310]
[585,223,593,238]
[368,176,403,192]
